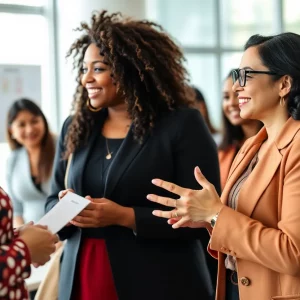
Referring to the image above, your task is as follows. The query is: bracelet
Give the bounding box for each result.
[210,212,220,228]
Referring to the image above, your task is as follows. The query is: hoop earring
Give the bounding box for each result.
[280,97,286,107]
[86,99,101,112]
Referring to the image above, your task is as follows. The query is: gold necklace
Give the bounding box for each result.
[105,138,113,160]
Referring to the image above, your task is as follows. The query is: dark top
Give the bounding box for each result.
[82,135,124,239]
[46,107,221,300]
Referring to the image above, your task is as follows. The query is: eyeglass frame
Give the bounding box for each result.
[231,68,279,87]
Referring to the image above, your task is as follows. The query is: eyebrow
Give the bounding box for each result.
[241,66,254,70]
[83,60,105,64]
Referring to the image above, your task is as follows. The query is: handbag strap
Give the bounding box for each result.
[64,153,73,190]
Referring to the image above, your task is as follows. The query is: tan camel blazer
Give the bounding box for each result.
[210,117,300,300]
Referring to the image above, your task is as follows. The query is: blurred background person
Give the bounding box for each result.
[6,98,56,227]
[218,72,262,189]
[193,86,221,145]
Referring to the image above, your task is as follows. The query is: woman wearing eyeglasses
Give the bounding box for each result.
[147,32,300,300]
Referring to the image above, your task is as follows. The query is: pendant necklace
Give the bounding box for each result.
[105,138,113,160]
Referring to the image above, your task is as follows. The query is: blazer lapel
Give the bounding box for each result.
[237,144,282,216]
[221,143,262,206]
[104,128,150,197]
[221,128,267,206]
[71,112,106,195]
[237,117,300,217]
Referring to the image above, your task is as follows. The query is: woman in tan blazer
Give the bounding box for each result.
[147,32,300,300]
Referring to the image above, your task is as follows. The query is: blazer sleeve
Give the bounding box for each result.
[45,116,77,240]
[134,109,221,240]
[210,138,300,276]
[6,152,23,217]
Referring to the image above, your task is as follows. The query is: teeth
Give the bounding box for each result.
[239,98,250,104]
[88,88,101,94]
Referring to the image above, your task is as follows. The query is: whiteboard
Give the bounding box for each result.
[0,64,41,142]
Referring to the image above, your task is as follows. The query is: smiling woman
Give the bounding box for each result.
[149,32,300,300]
[6,99,56,227]
[45,10,220,300]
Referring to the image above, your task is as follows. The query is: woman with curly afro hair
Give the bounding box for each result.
[46,10,220,300]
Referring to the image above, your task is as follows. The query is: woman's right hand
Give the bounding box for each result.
[58,189,75,226]
[58,188,74,200]
[18,224,58,265]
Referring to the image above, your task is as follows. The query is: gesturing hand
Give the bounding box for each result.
[147,167,224,229]
[70,197,124,228]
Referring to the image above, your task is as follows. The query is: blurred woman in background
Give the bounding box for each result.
[218,73,262,189]
[6,98,56,227]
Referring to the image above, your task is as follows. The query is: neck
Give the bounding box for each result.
[261,109,289,144]
[107,103,131,123]
[26,145,41,156]
[241,121,261,140]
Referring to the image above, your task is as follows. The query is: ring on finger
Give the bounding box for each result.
[174,211,178,218]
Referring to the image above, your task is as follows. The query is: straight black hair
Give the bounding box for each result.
[245,32,300,120]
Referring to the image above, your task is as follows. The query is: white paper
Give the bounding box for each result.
[37,192,90,233]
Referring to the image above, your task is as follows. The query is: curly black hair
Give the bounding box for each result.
[64,10,194,158]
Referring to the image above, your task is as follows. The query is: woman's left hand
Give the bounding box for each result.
[71,197,125,228]
[147,166,224,229]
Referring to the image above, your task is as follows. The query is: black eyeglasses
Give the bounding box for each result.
[231,68,278,87]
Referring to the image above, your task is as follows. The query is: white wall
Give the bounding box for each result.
[55,0,146,129]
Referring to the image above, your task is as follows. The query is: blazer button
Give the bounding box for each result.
[240,277,250,286]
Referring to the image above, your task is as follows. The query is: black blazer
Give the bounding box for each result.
[46,107,221,300]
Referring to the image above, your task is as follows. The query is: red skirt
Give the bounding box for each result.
[72,238,118,300]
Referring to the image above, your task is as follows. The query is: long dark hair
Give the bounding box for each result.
[64,10,193,159]
[245,32,300,120]
[6,98,55,183]
[192,87,219,134]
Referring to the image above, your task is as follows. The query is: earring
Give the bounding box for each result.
[86,99,101,112]
[280,97,286,107]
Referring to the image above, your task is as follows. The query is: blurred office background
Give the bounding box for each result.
[0,0,299,186]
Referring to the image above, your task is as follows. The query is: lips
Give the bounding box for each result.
[238,97,251,108]
[87,88,102,99]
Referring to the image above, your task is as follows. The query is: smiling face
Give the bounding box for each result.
[232,46,283,122]
[81,43,123,109]
[10,110,46,149]
[222,77,245,126]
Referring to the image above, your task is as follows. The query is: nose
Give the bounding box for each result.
[25,124,35,135]
[232,78,243,94]
[81,69,95,86]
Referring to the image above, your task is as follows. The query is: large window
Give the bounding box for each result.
[146,0,292,129]
[0,0,55,189]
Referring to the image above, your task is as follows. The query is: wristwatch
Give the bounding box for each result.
[210,212,220,228]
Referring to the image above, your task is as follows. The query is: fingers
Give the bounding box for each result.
[151,179,185,196]
[53,234,60,244]
[147,194,177,208]
[77,209,94,217]
[152,209,178,219]
[34,224,48,230]
[58,189,74,200]
[71,215,94,225]
[167,218,181,225]
[70,220,95,228]
[172,216,190,229]
[194,167,211,189]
